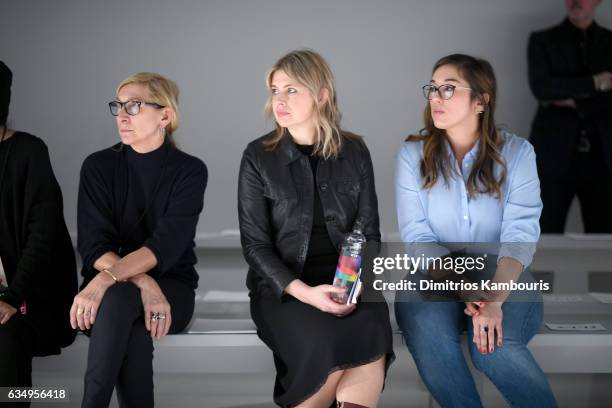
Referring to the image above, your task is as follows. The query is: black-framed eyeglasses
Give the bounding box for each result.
[422,84,472,100]
[108,100,165,116]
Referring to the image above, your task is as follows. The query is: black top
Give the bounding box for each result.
[528,18,612,176]
[0,132,77,355]
[77,141,207,289]
[295,144,338,285]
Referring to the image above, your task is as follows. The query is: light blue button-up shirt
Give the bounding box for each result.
[395,131,542,268]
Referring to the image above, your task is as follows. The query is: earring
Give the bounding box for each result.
[159,127,166,138]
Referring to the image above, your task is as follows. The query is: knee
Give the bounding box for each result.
[98,283,141,317]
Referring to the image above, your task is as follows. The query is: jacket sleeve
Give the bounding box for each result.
[143,161,207,274]
[238,146,296,298]
[77,155,121,273]
[3,141,67,308]
[356,141,381,244]
[527,32,597,101]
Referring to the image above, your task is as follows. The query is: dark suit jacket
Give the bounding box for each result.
[528,19,612,178]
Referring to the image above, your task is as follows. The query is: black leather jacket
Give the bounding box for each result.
[238,130,381,299]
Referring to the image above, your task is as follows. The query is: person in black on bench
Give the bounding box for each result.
[73,72,207,408]
[238,49,395,408]
[0,60,77,408]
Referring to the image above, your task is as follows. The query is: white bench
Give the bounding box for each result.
[34,234,612,406]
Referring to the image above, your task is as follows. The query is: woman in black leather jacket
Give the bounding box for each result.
[238,49,394,408]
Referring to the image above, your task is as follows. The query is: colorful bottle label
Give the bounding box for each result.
[334,254,362,282]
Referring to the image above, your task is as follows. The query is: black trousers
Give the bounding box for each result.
[540,141,612,233]
[81,278,194,408]
[0,314,35,408]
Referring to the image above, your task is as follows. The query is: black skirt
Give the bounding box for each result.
[250,271,395,407]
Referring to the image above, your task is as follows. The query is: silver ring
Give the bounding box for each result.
[480,326,488,333]
[151,312,159,321]
[157,314,166,320]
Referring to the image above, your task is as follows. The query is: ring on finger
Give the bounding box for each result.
[480,326,488,332]
[77,308,84,315]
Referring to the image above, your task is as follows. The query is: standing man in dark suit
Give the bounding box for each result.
[528,0,612,233]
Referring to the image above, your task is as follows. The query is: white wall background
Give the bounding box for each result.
[2,0,611,238]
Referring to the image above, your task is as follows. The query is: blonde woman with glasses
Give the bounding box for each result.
[72,72,207,407]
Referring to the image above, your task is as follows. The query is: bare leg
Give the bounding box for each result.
[295,370,344,408]
[336,357,385,408]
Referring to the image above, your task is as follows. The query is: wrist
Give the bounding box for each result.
[285,280,310,303]
[95,271,116,288]
[130,274,152,290]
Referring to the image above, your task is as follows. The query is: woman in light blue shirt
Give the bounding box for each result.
[394,54,557,407]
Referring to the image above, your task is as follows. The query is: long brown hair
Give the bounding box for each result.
[263,49,343,159]
[407,54,507,199]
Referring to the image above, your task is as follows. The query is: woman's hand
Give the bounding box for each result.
[70,272,115,331]
[286,280,356,317]
[0,301,18,325]
[132,274,172,340]
[308,285,357,317]
[464,301,486,317]
[471,301,503,354]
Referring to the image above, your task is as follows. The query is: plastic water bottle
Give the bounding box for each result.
[331,220,366,303]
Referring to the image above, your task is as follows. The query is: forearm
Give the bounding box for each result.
[490,257,523,303]
[93,252,121,271]
[94,247,158,286]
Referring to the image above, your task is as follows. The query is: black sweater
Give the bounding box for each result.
[77,142,207,289]
[0,132,77,355]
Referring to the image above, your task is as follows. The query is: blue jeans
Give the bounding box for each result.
[395,292,557,408]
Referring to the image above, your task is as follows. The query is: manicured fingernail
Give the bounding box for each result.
[481,347,486,353]
[498,341,502,347]
[490,347,494,353]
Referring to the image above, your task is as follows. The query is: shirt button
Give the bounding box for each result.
[320,183,328,192]
[326,215,334,222]
[463,215,468,220]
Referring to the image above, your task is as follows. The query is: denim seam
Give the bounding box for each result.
[520,301,537,344]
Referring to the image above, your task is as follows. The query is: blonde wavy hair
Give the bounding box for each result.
[117,72,180,145]
[263,49,344,159]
